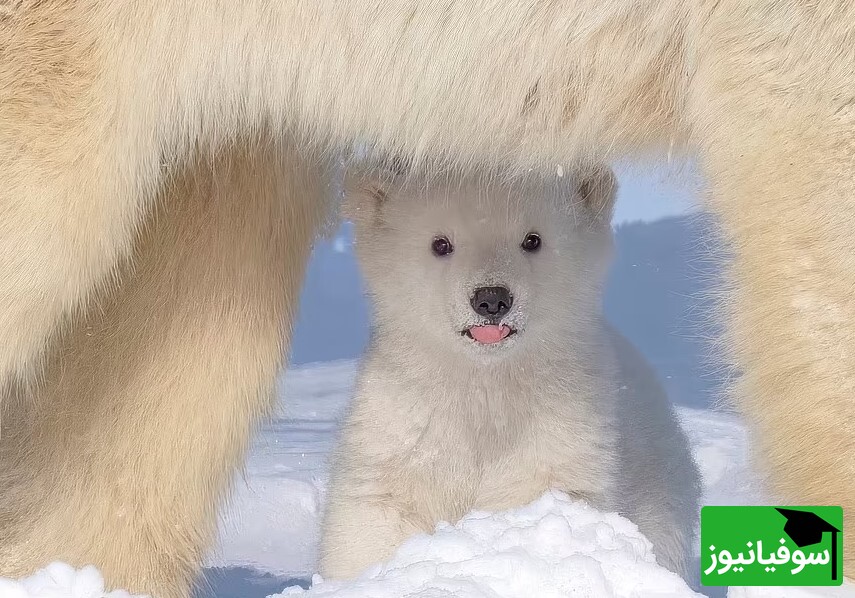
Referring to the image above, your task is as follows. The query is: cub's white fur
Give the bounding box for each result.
[320,164,701,580]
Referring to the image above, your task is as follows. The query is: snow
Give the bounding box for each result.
[272,490,701,598]
[3,360,854,598]
[0,562,145,598]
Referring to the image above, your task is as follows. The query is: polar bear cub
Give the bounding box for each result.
[319,163,701,581]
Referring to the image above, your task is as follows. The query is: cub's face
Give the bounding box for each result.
[345,165,617,362]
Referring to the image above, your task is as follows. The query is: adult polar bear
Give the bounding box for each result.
[0,1,852,596]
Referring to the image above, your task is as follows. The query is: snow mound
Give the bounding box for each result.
[272,489,702,598]
[0,562,147,598]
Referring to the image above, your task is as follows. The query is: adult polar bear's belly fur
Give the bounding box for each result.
[319,165,701,582]
[0,1,853,596]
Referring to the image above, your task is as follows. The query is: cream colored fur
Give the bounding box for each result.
[319,166,700,580]
[1,0,853,595]
[0,138,330,597]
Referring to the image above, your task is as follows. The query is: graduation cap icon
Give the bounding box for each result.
[775,508,841,581]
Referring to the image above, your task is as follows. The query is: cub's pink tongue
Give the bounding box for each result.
[469,324,511,344]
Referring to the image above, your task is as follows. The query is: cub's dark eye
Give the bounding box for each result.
[431,236,453,257]
[521,232,541,252]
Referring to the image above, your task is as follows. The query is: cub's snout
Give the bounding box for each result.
[470,286,513,319]
[466,285,516,345]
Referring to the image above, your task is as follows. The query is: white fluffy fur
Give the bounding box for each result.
[319,166,700,581]
[1,1,853,595]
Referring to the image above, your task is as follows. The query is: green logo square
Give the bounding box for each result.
[700,506,843,586]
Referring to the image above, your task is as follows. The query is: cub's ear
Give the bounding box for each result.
[577,164,618,228]
[341,155,409,224]
[341,169,389,224]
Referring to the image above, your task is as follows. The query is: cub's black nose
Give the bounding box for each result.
[470,286,513,319]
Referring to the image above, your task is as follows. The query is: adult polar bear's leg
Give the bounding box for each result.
[0,139,329,598]
[690,0,855,569]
